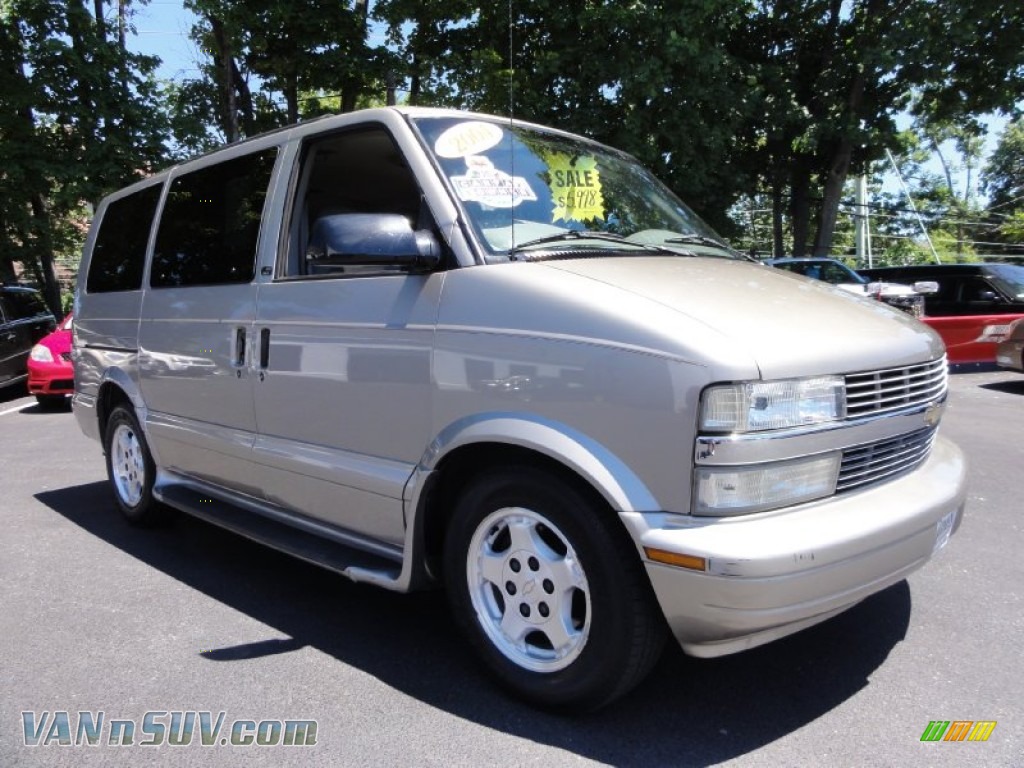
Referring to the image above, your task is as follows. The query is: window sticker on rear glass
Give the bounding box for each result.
[544,153,605,223]
[434,121,505,158]
[450,155,537,209]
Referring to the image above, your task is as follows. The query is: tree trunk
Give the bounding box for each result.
[29,194,63,319]
[790,163,812,257]
[813,136,853,257]
[92,0,106,41]
[341,0,370,113]
[285,71,299,124]
[118,0,127,49]
[6,15,63,315]
[811,0,884,257]
[771,179,785,257]
[210,16,240,142]
[233,59,254,134]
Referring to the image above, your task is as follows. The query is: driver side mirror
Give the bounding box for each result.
[912,281,938,295]
[306,213,441,274]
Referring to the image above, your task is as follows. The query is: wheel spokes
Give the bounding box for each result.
[468,507,590,672]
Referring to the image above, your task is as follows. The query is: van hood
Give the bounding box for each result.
[540,257,944,379]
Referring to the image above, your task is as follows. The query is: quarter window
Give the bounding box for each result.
[151,149,277,288]
[87,184,162,293]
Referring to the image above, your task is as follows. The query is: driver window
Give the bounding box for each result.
[960,278,997,303]
[285,127,433,278]
[821,264,848,284]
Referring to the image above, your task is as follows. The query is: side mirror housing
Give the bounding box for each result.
[306,213,441,273]
[912,281,939,295]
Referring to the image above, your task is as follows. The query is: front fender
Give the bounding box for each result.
[418,411,660,514]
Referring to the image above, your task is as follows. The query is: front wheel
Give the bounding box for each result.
[103,405,170,526]
[444,466,666,711]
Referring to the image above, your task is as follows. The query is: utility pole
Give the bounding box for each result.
[854,175,872,267]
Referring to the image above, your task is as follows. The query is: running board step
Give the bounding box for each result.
[155,483,403,587]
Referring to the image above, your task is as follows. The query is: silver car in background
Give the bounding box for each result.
[996,317,1024,372]
[73,108,967,711]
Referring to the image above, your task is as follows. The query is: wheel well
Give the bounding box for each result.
[96,383,133,438]
[420,442,619,580]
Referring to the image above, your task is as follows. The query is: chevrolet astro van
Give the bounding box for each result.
[73,108,967,711]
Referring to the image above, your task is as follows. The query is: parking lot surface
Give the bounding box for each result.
[1,369,1021,767]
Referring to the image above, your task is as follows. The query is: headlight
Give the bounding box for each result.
[700,376,845,432]
[29,344,54,363]
[694,453,841,516]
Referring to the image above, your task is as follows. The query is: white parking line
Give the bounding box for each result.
[0,401,32,416]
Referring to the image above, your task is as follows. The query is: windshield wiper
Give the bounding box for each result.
[664,234,732,249]
[509,230,693,260]
[663,234,753,262]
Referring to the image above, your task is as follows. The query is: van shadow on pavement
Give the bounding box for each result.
[37,482,912,765]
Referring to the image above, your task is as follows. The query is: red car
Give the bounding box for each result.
[27,312,73,407]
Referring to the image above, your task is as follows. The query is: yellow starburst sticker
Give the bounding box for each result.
[545,153,605,223]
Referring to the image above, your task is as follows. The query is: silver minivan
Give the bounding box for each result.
[73,108,967,711]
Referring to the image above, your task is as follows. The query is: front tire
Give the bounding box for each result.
[103,405,169,526]
[444,466,665,711]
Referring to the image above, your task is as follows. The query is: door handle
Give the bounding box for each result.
[234,327,246,367]
[259,328,270,369]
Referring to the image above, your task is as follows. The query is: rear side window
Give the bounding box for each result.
[87,184,162,293]
[151,149,277,288]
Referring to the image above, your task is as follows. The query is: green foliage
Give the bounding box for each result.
[374,0,752,232]
[1,0,169,313]
[6,0,1024,304]
[983,118,1024,214]
[998,210,1024,242]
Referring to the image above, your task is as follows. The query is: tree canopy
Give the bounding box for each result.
[4,0,1024,312]
[1,0,167,311]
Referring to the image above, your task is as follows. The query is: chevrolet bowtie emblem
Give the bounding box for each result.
[923,401,944,427]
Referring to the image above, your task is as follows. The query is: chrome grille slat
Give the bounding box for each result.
[839,445,932,485]
[844,358,947,418]
[841,440,932,474]
[837,427,937,492]
[852,384,946,409]
[846,375,946,394]
[846,379,945,400]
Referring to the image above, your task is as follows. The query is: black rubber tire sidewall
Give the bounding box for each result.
[103,405,167,526]
[444,465,664,712]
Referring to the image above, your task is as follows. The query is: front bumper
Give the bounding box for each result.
[27,360,74,396]
[629,434,966,657]
[996,338,1024,372]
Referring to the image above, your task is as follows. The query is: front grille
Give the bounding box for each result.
[837,426,938,492]
[59,352,72,362]
[845,358,947,419]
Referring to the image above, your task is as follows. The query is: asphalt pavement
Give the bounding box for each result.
[1,370,1021,767]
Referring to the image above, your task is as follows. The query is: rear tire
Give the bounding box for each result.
[103,405,170,526]
[443,465,666,712]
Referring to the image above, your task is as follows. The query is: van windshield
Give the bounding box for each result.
[411,116,739,263]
